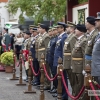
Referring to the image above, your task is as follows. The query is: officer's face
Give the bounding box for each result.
[57,27,63,33]
[85,22,92,30]
[29,28,33,33]
[37,27,41,33]
[66,27,71,34]
[48,31,52,36]
[75,29,82,37]
[33,31,38,37]
[95,20,100,29]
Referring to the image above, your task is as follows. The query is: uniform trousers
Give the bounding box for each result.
[74,73,84,96]
[66,69,75,95]
[33,61,40,83]
[44,62,51,87]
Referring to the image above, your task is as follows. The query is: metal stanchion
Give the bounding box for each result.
[57,57,63,100]
[16,50,26,86]
[24,51,36,93]
[84,64,92,100]
[10,50,19,80]
[40,53,45,100]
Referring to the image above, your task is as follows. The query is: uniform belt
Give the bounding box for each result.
[38,48,45,51]
[63,53,71,56]
[72,58,83,60]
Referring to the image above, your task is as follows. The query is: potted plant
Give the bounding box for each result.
[0,52,14,73]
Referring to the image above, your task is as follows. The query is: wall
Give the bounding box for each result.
[72,3,88,24]
[89,0,100,17]
[0,2,9,28]
[67,0,78,22]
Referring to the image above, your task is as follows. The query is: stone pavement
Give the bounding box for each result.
[0,67,72,100]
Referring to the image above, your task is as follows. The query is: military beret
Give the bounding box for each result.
[40,24,49,31]
[32,28,38,32]
[67,21,76,27]
[25,30,31,35]
[95,12,100,20]
[57,22,67,28]
[4,28,8,32]
[86,16,96,26]
[76,24,87,33]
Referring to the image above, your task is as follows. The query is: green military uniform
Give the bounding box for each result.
[85,29,98,68]
[37,32,50,61]
[36,32,50,88]
[72,35,87,98]
[63,33,76,94]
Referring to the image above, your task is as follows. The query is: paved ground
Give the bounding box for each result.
[0,66,72,100]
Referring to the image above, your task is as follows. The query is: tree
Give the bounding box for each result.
[6,0,67,24]
[78,0,88,4]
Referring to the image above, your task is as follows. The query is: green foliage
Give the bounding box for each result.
[0,52,14,66]
[6,0,67,24]
[78,0,88,4]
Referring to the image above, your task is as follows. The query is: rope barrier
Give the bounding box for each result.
[42,64,58,81]
[96,84,100,89]
[30,60,40,76]
[89,81,100,100]
[61,71,85,100]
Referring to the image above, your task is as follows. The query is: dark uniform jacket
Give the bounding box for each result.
[30,35,39,61]
[53,33,67,67]
[48,36,58,64]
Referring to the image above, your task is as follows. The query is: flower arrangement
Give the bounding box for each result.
[0,52,14,66]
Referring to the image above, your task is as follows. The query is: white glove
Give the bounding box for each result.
[82,70,87,76]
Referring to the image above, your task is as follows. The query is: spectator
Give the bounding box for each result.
[15,34,24,60]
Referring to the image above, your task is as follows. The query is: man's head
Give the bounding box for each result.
[3,28,8,34]
[40,24,49,34]
[85,16,96,30]
[29,25,35,33]
[24,30,31,39]
[75,24,87,37]
[32,28,38,37]
[48,28,53,36]
[57,22,66,34]
[66,21,76,34]
[95,12,100,30]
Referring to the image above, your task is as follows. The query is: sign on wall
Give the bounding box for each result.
[78,9,85,24]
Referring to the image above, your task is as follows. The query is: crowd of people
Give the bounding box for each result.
[1,12,100,100]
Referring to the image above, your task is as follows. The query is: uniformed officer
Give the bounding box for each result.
[63,21,76,95]
[29,25,36,34]
[72,24,87,99]
[53,22,68,100]
[85,16,98,68]
[90,12,100,100]
[36,24,50,90]
[92,12,100,85]
[1,28,11,52]
[30,28,40,86]
[22,30,31,82]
